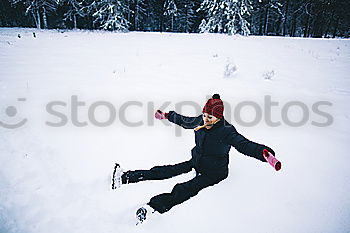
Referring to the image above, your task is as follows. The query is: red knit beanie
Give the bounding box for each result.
[202,94,224,119]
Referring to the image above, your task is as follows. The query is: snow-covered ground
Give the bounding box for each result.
[0,27,350,233]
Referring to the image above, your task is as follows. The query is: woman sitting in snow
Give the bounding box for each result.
[112,94,277,223]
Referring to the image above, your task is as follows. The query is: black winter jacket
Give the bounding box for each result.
[167,111,272,176]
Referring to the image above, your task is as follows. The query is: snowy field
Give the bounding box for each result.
[1,27,350,233]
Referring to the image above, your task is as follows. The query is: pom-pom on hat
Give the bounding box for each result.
[202,94,224,119]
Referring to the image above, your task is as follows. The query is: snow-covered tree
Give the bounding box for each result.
[86,0,129,31]
[163,0,177,31]
[60,0,85,29]
[225,0,251,35]
[199,0,252,35]
[198,0,226,33]
[11,0,59,29]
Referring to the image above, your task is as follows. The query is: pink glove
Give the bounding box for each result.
[155,110,168,120]
[263,149,282,171]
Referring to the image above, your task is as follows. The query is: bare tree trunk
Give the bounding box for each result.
[307,22,311,37]
[185,5,189,33]
[171,14,174,31]
[275,16,282,36]
[263,1,270,35]
[32,11,38,28]
[249,13,253,34]
[303,12,309,37]
[36,9,41,29]
[91,16,94,29]
[73,14,77,29]
[160,15,163,32]
[324,10,334,38]
[282,0,289,36]
[146,3,151,31]
[135,0,139,31]
[42,7,48,29]
[258,9,263,35]
[160,0,165,32]
[290,13,296,37]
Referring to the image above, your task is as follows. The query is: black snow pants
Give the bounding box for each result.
[122,160,228,213]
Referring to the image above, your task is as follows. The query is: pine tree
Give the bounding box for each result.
[60,0,85,28]
[2,0,349,37]
[264,0,284,35]
[133,0,146,30]
[163,0,177,31]
[199,0,252,35]
[86,0,130,31]
[198,0,225,33]
[176,0,195,32]
[226,0,252,35]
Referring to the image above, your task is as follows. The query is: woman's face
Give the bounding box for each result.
[202,113,218,129]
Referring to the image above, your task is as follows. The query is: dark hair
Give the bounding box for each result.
[212,94,220,99]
